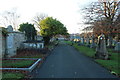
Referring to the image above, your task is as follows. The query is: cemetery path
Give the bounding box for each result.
[30,41,117,78]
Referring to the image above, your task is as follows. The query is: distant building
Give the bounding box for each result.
[70,34,81,41]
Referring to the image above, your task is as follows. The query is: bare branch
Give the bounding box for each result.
[33,13,48,30]
[0,9,20,30]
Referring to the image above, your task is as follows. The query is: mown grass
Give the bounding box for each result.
[2,72,24,79]
[95,59,119,75]
[73,43,95,58]
[64,41,96,57]
[2,60,35,68]
[64,40,120,76]
[64,40,73,45]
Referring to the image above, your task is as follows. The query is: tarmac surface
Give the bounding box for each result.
[30,41,117,78]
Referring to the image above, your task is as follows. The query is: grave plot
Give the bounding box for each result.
[2,59,38,68]
[11,48,49,58]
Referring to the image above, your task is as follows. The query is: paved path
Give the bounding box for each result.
[31,41,117,78]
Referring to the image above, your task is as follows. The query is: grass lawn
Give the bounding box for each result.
[64,40,120,77]
[95,59,119,75]
[2,59,36,68]
[95,51,120,76]
[64,41,96,57]
[64,40,73,45]
[2,72,24,79]
[73,43,95,58]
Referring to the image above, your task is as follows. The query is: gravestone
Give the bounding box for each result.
[107,39,110,46]
[90,35,96,48]
[81,37,84,44]
[22,42,44,49]
[95,34,108,60]
[86,36,90,45]
[114,42,120,51]
[112,40,117,46]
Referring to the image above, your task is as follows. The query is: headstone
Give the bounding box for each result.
[107,39,110,46]
[37,44,40,48]
[33,44,36,48]
[95,34,108,59]
[90,35,96,48]
[86,35,90,45]
[114,42,120,51]
[112,40,117,46]
[81,37,84,44]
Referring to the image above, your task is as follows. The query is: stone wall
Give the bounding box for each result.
[6,31,25,57]
[1,25,44,58]
[0,28,5,58]
[0,28,6,58]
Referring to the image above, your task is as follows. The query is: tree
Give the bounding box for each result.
[19,22,37,41]
[0,8,20,31]
[39,17,68,45]
[33,13,48,30]
[0,27,8,36]
[82,0,120,47]
[113,14,120,41]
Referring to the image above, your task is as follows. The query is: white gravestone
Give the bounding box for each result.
[115,42,120,51]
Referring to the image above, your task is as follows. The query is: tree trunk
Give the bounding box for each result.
[91,35,95,48]
[108,34,113,48]
[43,36,50,46]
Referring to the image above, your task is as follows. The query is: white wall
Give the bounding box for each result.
[23,43,44,49]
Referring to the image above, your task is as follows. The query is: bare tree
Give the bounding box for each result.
[0,8,20,31]
[82,0,120,47]
[113,14,120,41]
[33,13,48,30]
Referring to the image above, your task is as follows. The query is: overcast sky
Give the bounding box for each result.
[0,0,98,33]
